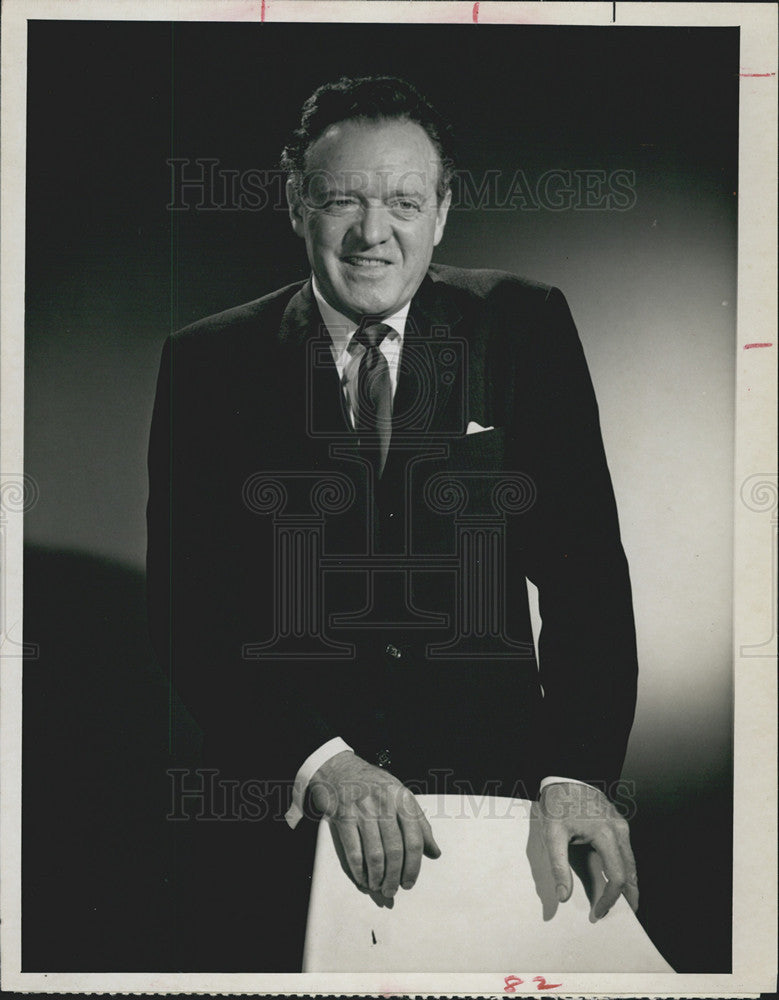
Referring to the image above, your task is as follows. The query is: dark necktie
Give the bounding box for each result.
[353,321,394,478]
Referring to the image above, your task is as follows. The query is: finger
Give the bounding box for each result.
[419,809,442,859]
[591,828,626,919]
[337,820,366,889]
[616,822,639,912]
[378,817,404,898]
[542,822,573,903]
[621,871,640,912]
[397,810,425,890]
[359,819,385,893]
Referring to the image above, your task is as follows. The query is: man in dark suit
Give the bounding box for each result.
[146,75,639,970]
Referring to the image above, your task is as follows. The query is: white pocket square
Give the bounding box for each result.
[466,421,495,435]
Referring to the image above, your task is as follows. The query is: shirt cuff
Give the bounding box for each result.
[539,775,598,794]
[284,736,354,830]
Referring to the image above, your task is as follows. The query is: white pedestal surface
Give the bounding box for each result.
[303,794,673,973]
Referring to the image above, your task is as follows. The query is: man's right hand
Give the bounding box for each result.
[309,750,441,898]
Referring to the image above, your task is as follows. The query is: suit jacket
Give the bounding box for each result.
[146,264,638,804]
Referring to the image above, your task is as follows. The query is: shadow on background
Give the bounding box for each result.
[22,545,199,972]
[21,544,730,972]
[629,773,733,972]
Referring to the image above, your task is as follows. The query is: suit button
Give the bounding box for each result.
[376,749,392,768]
[385,643,402,659]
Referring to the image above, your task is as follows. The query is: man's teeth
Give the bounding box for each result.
[345,258,388,266]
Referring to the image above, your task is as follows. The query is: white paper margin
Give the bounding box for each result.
[2,1,776,995]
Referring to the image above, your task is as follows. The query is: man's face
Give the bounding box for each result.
[288,117,451,321]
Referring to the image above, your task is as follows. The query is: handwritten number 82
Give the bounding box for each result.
[504,975,562,992]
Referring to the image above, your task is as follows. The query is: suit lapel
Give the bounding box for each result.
[275,271,464,476]
[392,271,464,438]
[278,280,354,442]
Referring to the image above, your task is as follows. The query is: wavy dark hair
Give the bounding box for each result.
[281,75,455,202]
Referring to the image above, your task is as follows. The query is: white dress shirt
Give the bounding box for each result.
[284,278,593,829]
[312,275,408,424]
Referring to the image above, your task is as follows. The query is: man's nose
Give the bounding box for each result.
[354,204,391,246]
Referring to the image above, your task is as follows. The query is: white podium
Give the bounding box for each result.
[303,795,673,973]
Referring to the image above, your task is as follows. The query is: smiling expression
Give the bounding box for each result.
[287,117,451,322]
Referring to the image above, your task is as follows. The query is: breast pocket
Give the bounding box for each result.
[442,427,506,472]
[442,426,506,472]
[409,427,509,551]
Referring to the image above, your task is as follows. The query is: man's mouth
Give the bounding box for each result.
[341,256,393,268]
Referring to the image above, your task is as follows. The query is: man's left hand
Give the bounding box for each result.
[539,781,639,920]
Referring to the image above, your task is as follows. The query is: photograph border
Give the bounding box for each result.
[2,1,776,994]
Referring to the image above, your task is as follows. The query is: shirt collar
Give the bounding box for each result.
[311,275,410,363]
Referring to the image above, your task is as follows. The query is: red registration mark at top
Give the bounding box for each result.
[504,975,563,992]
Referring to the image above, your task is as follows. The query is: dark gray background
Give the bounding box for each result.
[23,20,737,972]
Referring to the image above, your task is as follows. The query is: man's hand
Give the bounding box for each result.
[539,781,639,920]
[309,751,441,898]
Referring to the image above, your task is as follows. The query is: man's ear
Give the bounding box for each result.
[286,176,306,238]
[433,188,452,247]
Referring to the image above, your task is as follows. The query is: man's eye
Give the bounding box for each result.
[326,198,359,212]
[391,199,421,215]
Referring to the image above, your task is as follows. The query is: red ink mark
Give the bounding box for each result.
[533,976,563,990]
[739,71,775,77]
[260,0,266,21]
[744,343,773,349]
[505,976,564,993]
[472,2,480,23]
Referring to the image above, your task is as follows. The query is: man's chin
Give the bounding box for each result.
[331,286,403,320]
